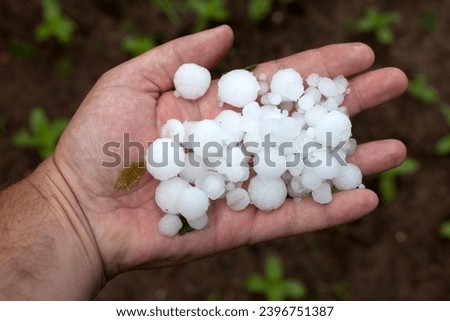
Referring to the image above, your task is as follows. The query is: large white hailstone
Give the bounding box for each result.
[177,186,209,221]
[270,68,304,101]
[253,148,287,179]
[243,131,264,154]
[179,153,207,184]
[318,77,339,97]
[242,102,262,119]
[226,188,250,211]
[173,63,211,100]
[248,176,287,211]
[192,119,224,159]
[297,94,315,112]
[218,69,260,108]
[332,163,362,190]
[306,73,320,87]
[305,105,328,127]
[161,119,186,142]
[158,214,183,237]
[188,214,208,230]
[215,110,244,143]
[146,138,185,181]
[310,148,343,179]
[195,171,225,200]
[315,110,352,148]
[155,177,190,214]
[301,168,323,190]
[312,182,332,204]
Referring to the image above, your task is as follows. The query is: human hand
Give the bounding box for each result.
[49,26,407,286]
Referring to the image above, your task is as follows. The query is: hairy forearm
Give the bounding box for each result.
[0,158,104,299]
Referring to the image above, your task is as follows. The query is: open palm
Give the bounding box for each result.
[53,26,407,280]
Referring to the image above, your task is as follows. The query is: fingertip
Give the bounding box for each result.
[329,188,379,225]
[351,42,375,68]
[384,139,407,167]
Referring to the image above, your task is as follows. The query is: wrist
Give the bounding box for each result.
[0,157,105,299]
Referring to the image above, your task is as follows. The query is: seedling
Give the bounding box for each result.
[435,105,450,156]
[35,0,77,46]
[122,35,157,56]
[10,40,36,58]
[248,0,273,23]
[12,107,68,159]
[245,255,307,300]
[439,220,450,240]
[408,74,439,105]
[354,6,400,45]
[377,157,419,204]
[421,9,438,34]
[187,0,230,32]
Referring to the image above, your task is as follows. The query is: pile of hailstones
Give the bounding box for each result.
[146,63,364,237]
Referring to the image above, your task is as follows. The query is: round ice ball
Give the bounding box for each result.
[146,138,186,181]
[315,110,352,148]
[253,148,287,179]
[195,171,225,200]
[174,63,211,100]
[155,177,190,214]
[332,163,362,190]
[218,69,260,108]
[179,152,208,184]
[248,176,287,211]
[158,214,183,237]
[192,119,224,159]
[188,214,209,230]
[226,188,250,211]
[312,182,332,204]
[177,186,209,221]
[215,110,244,143]
[161,119,186,142]
[270,68,304,101]
[318,77,339,98]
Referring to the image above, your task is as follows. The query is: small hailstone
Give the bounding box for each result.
[318,77,339,97]
[219,162,249,182]
[146,138,185,181]
[343,138,357,155]
[306,73,320,87]
[333,75,349,95]
[315,110,352,148]
[195,172,225,200]
[310,148,343,180]
[192,119,224,159]
[253,148,287,179]
[248,176,287,211]
[270,68,304,101]
[161,119,186,142]
[297,94,315,111]
[218,69,260,108]
[243,102,262,119]
[182,120,196,142]
[179,153,207,184]
[173,63,211,100]
[304,86,322,104]
[258,81,269,95]
[188,214,209,230]
[286,153,304,176]
[225,181,236,191]
[305,105,328,127]
[215,110,244,143]
[258,73,267,81]
[332,163,362,190]
[312,182,332,204]
[301,168,323,190]
[337,106,349,116]
[159,214,183,237]
[155,177,190,214]
[324,97,339,112]
[333,94,345,106]
[177,186,209,221]
[226,188,250,211]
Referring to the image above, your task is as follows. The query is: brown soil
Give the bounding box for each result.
[1,0,449,300]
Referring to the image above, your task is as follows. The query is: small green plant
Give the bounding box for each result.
[187,0,230,32]
[408,74,439,104]
[245,255,307,300]
[35,0,77,46]
[378,157,420,204]
[248,0,273,23]
[421,9,438,34]
[10,40,36,58]
[435,105,450,156]
[354,6,400,45]
[439,220,450,239]
[12,107,69,159]
[122,35,157,56]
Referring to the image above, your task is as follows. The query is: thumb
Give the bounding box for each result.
[114,25,234,93]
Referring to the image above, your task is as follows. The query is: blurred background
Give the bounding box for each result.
[0,0,449,300]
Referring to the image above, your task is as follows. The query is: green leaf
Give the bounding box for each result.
[35,24,52,42]
[248,0,273,23]
[265,282,284,300]
[283,279,307,299]
[122,35,156,56]
[439,220,450,239]
[12,129,36,148]
[245,273,266,293]
[376,27,394,45]
[408,74,439,104]
[354,6,399,45]
[378,175,396,204]
[421,9,438,34]
[435,134,450,155]
[30,107,49,133]
[264,255,283,281]
[114,162,146,191]
[178,216,194,235]
[389,157,420,176]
